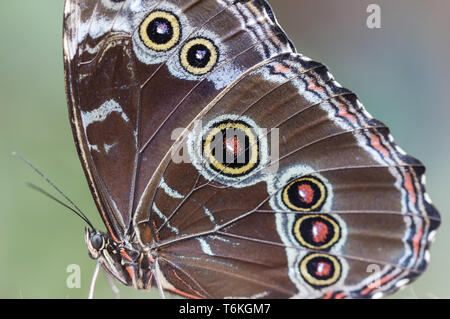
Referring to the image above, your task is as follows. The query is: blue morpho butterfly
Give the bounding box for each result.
[23,0,439,298]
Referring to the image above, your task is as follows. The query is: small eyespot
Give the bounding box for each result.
[139,10,181,51]
[180,37,218,75]
[300,253,342,288]
[282,176,327,212]
[293,214,341,250]
[90,233,104,251]
[202,120,259,177]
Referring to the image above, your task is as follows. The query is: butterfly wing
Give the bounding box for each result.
[133,44,440,299]
[63,0,294,241]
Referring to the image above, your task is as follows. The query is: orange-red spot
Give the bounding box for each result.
[412,226,423,257]
[273,63,291,74]
[334,292,346,299]
[321,291,333,299]
[403,171,417,204]
[307,81,324,93]
[337,104,358,123]
[298,184,314,204]
[224,136,242,156]
[120,249,133,261]
[315,261,332,277]
[312,221,329,244]
[361,274,395,295]
[104,222,120,243]
[369,133,391,158]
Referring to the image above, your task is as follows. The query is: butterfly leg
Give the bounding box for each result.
[152,266,166,299]
[88,261,101,299]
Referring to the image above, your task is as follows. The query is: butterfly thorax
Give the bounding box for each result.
[85,228,155,289]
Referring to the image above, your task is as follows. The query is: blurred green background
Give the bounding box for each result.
[0,0,448,298]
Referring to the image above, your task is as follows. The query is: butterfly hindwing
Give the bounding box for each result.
[138,53,440,298]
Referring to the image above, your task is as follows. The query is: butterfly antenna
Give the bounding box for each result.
[27,182,95,230]
[13,151,95,230]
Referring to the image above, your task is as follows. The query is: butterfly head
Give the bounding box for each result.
[84,227,151,288]
[84,228,126,284]
[85,228,109,260]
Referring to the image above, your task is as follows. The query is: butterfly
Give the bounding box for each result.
[63,0,440,299]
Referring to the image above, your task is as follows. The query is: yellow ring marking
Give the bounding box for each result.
[139,11,180,51]
[293,214,340,250]
[282,177,327,212]
[203,122,258,176]
[300,253,341,287]
[180,38,218,75]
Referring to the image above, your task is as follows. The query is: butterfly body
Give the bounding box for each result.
[64,0,440,299]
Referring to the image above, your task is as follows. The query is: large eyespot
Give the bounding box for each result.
[180,37,218,75]
[90,233,104,251]
[300,253,341,288]
[293,215,341,250]
[202,120,259,177]
[282,176,327,212]
[139,10,181,51]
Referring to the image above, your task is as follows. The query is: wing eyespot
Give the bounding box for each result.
[299,253,342,288]
[202,120,259,177]
[139,10,181,52]
[293,214,341,250]
[282,176,327,212]
[180,37,219,75]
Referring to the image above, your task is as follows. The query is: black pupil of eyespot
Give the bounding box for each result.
[298,216,335,247]
[187,44,211,68]
[287,179,323,210]
[147,18,173,44]
[91,234,103,250]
